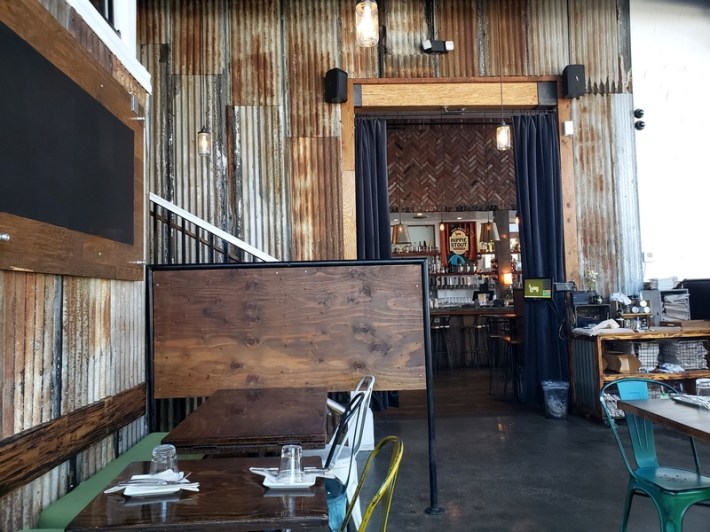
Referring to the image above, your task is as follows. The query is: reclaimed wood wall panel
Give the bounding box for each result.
[1,272,61,437]
[0,385,145,498]
[151,263,427,398]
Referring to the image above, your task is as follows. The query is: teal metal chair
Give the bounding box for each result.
[600,378,710,531]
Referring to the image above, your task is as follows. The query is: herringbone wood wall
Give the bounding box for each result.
[388,123,516,213]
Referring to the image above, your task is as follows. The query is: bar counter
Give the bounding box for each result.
[430,306,519,369]
[430,305,516,317]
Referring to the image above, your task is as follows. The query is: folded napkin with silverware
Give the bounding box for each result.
[104,470,199,496]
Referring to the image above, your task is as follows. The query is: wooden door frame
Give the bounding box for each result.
[339,77,579,283]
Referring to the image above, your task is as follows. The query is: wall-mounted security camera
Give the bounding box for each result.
[634,109,645,130]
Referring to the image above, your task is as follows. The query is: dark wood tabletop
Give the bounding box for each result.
[163,387,328,454]
[66,457,328,531]
[617,398,710,443]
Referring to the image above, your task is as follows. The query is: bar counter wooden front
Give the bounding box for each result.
[163,387,328,455]
[66,457,328,531]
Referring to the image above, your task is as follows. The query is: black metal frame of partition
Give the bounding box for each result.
[145,259,441,516]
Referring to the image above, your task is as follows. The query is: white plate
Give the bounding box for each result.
[123,484,183,497]
[262,473,317,490]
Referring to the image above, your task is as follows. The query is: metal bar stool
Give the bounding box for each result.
[430,316,453,371]
[463,315,489,369]
[487,317,512,397]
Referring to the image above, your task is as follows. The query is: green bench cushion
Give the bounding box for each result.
[36,432,168,529]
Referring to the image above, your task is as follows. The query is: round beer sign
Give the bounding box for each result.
[449,229,469,255]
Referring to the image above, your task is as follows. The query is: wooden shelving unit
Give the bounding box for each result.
[570,328,710,418]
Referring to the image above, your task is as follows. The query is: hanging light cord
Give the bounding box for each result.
[497,10,504,124]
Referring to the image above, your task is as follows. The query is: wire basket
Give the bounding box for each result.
[635,342,660,369]
[659,340,709,370]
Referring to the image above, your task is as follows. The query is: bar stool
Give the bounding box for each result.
[430,316,452,370]
[487,317,512,397]
[463,316,489,369]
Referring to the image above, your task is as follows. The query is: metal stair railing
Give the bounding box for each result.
[149,193,277,265]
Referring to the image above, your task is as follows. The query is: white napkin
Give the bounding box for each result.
[104,470,199,495]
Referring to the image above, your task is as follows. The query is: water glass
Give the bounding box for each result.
[697,379,710,397]
[149,444,179,475]
[277,444,304,483]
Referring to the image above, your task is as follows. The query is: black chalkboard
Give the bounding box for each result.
[0,21,134,245]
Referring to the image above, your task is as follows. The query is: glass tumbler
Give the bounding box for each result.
[149,444,179,475]
[696,379,710,397]
[276,444,304,483]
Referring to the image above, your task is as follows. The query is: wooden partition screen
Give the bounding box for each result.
[149,260,429,399]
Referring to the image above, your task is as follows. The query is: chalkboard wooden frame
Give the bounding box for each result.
[0,0,144,281]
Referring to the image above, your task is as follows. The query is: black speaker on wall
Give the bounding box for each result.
[324,68,348,103]
[562,64,586,99]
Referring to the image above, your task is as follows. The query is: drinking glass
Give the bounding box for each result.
[696,379,710,397]
[276,444,304,483]
[149,444,179,475]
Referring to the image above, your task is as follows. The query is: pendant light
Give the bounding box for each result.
[197,4,212,157]
[355,1,379,48]
[391,222,411,245]
[495,12,512,151]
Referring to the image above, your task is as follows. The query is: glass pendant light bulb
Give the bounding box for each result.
[496,123,512,151]
[197,127,212,157]
[356,1,379,48]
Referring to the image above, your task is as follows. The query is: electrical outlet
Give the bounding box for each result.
[643,251,654,263]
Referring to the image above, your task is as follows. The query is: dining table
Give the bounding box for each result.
[65,456,329,531]
[617,398,710,443]
[162,387,328,455]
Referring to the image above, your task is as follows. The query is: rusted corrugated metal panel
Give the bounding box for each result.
[61,278,145,406]
[572,93,641,295]
[230,106,291,261]
[437,0,479,78]
[609,94,643,294]
[138,0,173,45]
[110,281,146,390]
[171,0,226,76]
[339,0,379,78]
[62,278,110,408]
[289,137,342,260]
[569,0,632,94]
[230,0,283,106]
[383,0,435,78]
[485,0,528,76]
[1,272,61,435]
[573,94,618,293]
[526,0,569,75]
[285,0,341,138]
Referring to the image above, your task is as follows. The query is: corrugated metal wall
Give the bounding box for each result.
[138,0,639,293]
[0,3,149,530]
[0,0,641,528]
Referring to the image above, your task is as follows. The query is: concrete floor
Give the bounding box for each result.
[364,371,710,532]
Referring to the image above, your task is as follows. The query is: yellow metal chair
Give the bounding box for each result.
[338,435,404,532]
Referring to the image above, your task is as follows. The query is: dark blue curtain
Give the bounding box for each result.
[513,114,569,405]
[355,117,397,409]
[356,118,391,260]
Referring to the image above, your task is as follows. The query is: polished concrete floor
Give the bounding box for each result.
[366,369,710,532]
